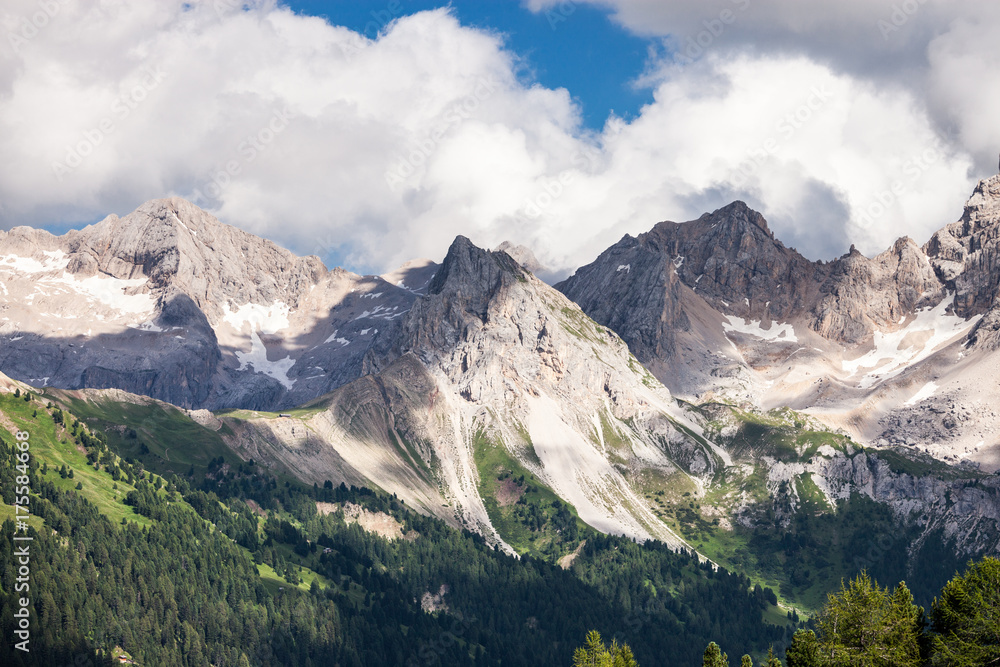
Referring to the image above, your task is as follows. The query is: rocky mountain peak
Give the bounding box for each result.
[642,202,821,322]
[704,199,774,238]
[427,235,526,302]
[962,174,1000,227]
[811,233,943,343]
[67,198,327,315]
[494,240,546,275]
[923,175,1000,317]
[0,197,417,411]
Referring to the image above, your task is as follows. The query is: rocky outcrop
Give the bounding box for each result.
[494,241,546,276]
[812,452,1000,555]
[0,197,423,410]
[925,175,1000,349]
[643,201,825,322]
[556,182,1000,472]
[66,198,327,309]
[925,175,1000,314]
[556,202,826,362]
[810,237,944,344]
[554,231,691,363]
[354,236,729,547]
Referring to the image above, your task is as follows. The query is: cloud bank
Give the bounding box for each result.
[0,0,995,278]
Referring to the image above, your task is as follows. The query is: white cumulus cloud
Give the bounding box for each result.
[0,0,993,280]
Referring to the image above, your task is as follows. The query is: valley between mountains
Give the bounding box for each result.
[2,176,1000,617]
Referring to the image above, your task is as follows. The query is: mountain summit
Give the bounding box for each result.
[559,177,1000,470]
[0,198,416,409]
[2,192,998,572]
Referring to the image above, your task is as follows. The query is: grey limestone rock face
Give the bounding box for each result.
[555,181,1000,474]
[810,237,945,344]
[554,230,690,363]
[926,175,1000,313]
[558,197,967,361]
[925,175,1000,349]
[494,240,547,276]
[557,202,821,350]
[0,197,418,410]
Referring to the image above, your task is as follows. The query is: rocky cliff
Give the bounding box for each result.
[205,236,747,550]
[0,198,420,410]
[558,176,1000,473]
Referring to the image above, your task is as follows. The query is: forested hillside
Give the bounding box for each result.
[0,387,791,665]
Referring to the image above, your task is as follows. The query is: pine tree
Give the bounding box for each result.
[741,656,753,667]
[573,631,639,667]
[785,629,820,667]
[609,641,638,667]
[703,642,729,667]
[931,556,1000,666]
[762,646,782,667]
[573,630,610,667]
[818,571,921,667]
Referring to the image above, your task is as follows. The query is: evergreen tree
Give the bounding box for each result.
[573,631,639,667]
[741,656,753,667]
[786,630,820,667]
[817,572,922,667]
[762,646,782,667]
[703,642,729,667]
[574,629,608,667]
[931,556,1000,666]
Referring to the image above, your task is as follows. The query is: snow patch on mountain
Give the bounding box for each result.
[236,331,296,389]
[223,301,291,334]
[723,316,798,343]
[842,294,979,388]
[905,381,939,406]
[324,330,351,346]
[0,250,70,274]
[48,272,153,315]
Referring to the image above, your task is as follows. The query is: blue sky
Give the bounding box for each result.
[284,0,656,131]
[1,0,995,278]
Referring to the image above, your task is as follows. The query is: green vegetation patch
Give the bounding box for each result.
[54,392,232,477]
[0,393,151,526]
[472,427,586,560]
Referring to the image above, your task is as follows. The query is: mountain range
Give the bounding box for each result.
[2,175,999,605]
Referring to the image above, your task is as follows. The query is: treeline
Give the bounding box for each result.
[192,449,788,664]
[0,396,788,665]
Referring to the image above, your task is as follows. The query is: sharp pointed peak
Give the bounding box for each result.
[428,235,527,296]
[706,200,773,236]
